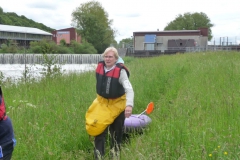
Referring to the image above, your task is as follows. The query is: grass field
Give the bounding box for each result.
[2,51,240,159]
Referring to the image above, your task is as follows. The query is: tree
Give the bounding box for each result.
[164,12,214,40]
[71,1,116,53]
[0,7,3,14]
[119,38,133,48]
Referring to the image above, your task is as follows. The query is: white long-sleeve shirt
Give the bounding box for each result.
[104,65,134,107]
[119,69,134,107]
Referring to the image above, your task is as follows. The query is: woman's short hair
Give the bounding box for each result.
[102,47,119,59]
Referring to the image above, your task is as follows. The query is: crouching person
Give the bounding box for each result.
[85,47,134,159]
[0,86,16,160]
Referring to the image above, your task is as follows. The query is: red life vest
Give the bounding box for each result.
[0,86,7,121]
[96,61,129,99]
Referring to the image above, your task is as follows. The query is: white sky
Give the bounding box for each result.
[1,0,240,44]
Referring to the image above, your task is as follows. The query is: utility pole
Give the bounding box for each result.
[24,30,27,81]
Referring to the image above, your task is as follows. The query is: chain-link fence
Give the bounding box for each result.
[208,36,240,46]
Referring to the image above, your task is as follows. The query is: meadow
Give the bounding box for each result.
[2,51,240,159]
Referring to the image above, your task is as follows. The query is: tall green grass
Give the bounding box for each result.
[3,51,240,159]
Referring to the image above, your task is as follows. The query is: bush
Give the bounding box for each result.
[29,39,58,54]
[29,45,42,53]
[70,40,97,54]
[0,43,8,53]
[55,45,73,54]
[0,42,18,53]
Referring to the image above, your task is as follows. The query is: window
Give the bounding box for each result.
[145,35,156,43]
[145,43,155,50]
[144,34,156,50]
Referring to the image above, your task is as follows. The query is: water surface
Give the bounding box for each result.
[0,64,97,81]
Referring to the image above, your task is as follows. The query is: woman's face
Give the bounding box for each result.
[104,51,117,68]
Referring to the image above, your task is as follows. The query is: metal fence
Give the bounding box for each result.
[185,46,240,52]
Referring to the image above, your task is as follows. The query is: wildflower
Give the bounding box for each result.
[218,146,220,148]
[26,103,36,108]
[224,152,228,155]
[209,154,212,157]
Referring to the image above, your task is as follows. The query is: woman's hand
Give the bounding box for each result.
[125,106,132,118]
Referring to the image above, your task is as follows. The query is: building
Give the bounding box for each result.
[133,28,208,55]
[0,24,52,47]
[52,27,81,45]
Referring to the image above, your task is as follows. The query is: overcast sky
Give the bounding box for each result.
[1,0,240,44]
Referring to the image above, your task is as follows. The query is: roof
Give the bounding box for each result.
[134,30,200,33]
[0,24,52,35]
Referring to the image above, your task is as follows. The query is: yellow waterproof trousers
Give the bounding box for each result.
[85,94,126,136]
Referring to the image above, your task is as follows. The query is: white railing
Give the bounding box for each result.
[0,54,103,64]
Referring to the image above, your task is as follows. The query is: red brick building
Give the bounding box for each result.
[52,27,81,45]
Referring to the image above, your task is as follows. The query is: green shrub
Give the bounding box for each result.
[0,42,18,53]
[55,45,73,54]
[28,45,42,53]
[70,40,97,54]
[29,39,57,54]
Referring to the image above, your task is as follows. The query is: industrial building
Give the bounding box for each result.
[0,24,52,47]
[133,28,208,55]
[0,25,81,47]
[52,27,81,45]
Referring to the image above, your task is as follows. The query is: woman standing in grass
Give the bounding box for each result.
[85,47,134,159]
[0,87,16,160]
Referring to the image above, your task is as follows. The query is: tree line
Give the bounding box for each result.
[0,7,54,33]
